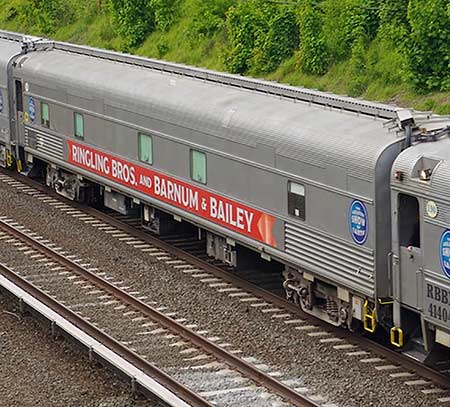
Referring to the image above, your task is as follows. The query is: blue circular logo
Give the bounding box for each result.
[28,96,36,123]
[440,230,450,278]
[0,90,3,113]
[349,200,368,245]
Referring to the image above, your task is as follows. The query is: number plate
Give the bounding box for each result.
[424,279,450,326]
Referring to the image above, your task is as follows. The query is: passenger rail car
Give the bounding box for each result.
[2,31,450,360]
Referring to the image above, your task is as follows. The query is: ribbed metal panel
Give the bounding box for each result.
[285,222,375,294]
[391,149,433,195]
[25,128,64,160]
[429,160,450,199]
[17,48,400,191]
[392,138,450,201]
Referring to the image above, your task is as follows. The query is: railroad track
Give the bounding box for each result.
[0,215,320,407]
[2,168,450,406]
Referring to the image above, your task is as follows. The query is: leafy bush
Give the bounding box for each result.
[22,0,76,35]
[322,0,380,62]
[297,1,328,75]
[378,0,409,42]
[109,0,155,48]
[224,0,297,74]
[348,30,368,95]
[407,0,450,91]
[224,0,266,73]
[109,0,176,49]
[150,0,176,32]
[187,0,233,40]
[253,7,298,73]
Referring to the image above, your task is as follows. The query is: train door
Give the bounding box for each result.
[13,78,25,169]
[398,193,422,309]
[14,79,24,143]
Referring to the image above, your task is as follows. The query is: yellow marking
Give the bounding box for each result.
[390,327,404,348]
[363,299,377,333]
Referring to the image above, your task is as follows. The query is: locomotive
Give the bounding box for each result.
[1,30,450,362]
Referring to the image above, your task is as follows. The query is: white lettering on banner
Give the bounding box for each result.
[139,175,152,188]
[72,144,137,186]
[209,197,254,233]
[154,175,199,211]
[67,140,277,247]
[112,159,136,185]
[72,145,111,175]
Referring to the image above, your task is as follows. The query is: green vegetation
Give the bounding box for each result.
[2,0,450,113]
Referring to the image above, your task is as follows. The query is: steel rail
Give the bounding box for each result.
[83,206,450,388]
[0,261,213,407]
[0,217,319,407]
[4,169,450,389]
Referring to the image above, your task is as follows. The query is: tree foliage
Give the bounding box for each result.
[378,0,409,41]
[23,0,76,35]
[3,0,450,95]
[407,0,450,91]
[187,0,233,40]
[109,0,155,48]
[297,1,328,75]
[321,0,379,62]
[109,0,176,49]
[224,0,297,74]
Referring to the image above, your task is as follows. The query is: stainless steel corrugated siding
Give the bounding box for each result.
[429,161,450,199]
[25,128,64,160]
[391,149,433,195]
[285,222,375,294]
[20,51,400,187]
[392,139,450,200]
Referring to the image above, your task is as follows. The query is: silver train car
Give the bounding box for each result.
[1,31,450,359]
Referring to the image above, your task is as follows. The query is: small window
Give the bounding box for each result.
[190,149,206,184]
[138,133,153,164]
[41,102,49,127]
[288,182,305,220]
[74,112,84,139]
[15,80,23,112]
[398,194,420,248]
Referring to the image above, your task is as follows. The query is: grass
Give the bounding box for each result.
[1,0,450,114]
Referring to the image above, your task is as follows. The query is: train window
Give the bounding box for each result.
[398,194,420,248]
[74,113,84,139]
[41,102,49,127]
[190,149,206,184]
[138,133,153,164]
[288,182,305,220]
[15,81,23,112]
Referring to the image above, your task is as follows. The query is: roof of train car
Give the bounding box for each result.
[15,46,404,187]
[392,136,450,201]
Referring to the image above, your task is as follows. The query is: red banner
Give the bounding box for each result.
[67,141,277,247]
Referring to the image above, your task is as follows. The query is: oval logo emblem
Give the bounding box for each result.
[349,200,368,245]
[440,230,450,278]
[28,96,36,123]
[426,200,438,219]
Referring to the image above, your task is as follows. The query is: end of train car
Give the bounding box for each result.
[0,33,24,168]
[391,125,450,355]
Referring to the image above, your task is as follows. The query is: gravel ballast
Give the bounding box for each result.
[0,173,447,407]
[0,294,157,407]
